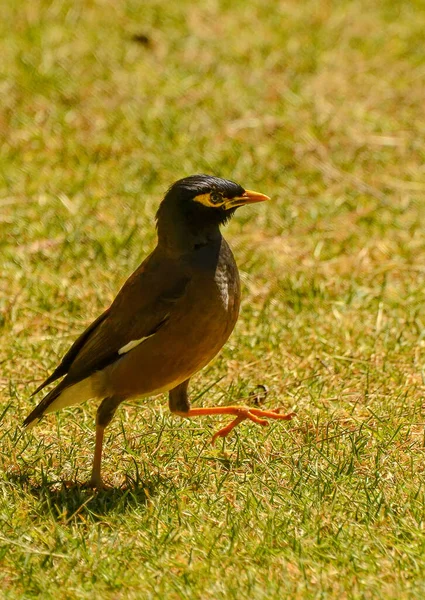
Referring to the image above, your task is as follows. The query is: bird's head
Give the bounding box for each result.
[156,175,270,244]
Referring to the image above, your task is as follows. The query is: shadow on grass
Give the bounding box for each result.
[6,471,159,522]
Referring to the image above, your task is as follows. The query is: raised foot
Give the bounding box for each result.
[175,405,295,444]
[211,407,296,444]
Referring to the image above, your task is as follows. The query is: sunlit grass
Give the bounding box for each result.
[1,0,425,597]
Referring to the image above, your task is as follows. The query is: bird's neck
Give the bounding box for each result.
[156,209,222,255]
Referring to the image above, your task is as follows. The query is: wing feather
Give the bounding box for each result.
[24,250,190,426]
[30,309,110,397]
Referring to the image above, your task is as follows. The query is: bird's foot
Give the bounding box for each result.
[175,406,295,444]
[211,407,296,444]
[83,475,109,491]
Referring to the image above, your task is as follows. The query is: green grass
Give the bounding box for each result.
[1,0,425,597]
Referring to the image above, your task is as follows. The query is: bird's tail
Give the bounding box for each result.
[22,383,64,428]
[23,375,98,429]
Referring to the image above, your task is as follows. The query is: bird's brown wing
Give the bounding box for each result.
[24,252,191,427]
[31,250,191,396]
[65,273,190,387]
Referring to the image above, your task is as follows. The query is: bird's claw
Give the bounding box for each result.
[211,407,295,444]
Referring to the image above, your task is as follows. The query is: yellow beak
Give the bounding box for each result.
[223,189,271,209]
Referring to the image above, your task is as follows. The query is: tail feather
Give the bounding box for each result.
[23,382,65,428]
[29,309,110,398]
[23,376,99,429]
[30,367,66,398]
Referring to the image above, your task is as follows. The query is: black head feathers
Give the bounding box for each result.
[156,174,269,250]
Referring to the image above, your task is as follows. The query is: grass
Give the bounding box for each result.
[1,0,425,597]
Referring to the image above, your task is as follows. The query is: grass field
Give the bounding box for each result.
[1,0,425,597]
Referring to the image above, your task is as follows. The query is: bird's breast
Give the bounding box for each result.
[104,239,241,399]
[215,267,231,311]
[213,260,240,319]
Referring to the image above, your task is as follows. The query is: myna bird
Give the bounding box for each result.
[23,175,294,488]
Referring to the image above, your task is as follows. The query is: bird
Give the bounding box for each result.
[23,174,294,488]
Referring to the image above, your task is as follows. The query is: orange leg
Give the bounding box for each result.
[87,423,106,489]
[174,406,295,444]
[85,396,122,489]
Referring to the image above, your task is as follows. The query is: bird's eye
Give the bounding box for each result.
[210,190,223,205]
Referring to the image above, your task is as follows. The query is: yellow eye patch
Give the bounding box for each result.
[194,193,213,206]
[194,191,225,207]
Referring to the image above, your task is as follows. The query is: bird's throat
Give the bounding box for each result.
[157,203,225,254]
